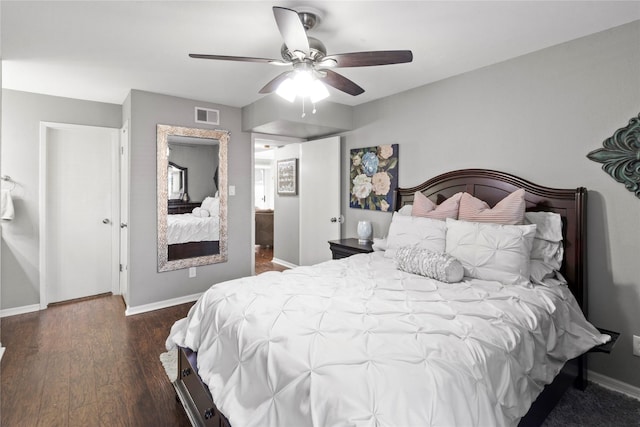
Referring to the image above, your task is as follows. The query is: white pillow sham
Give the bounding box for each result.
[525,211,564,282]
[445,218,536,287]
[201,196,219,217]
[397,204,413,216]
[384,213,446,258]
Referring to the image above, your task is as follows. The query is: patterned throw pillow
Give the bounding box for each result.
[395,246,464,283]
[411,191,463,220]
[458,189,526,225]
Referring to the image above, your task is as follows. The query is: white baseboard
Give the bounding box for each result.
[271,258,298,269]
[125,292,202,316]
[0,303,41,318]
[589,370,640,401]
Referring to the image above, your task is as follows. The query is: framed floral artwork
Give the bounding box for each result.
[350,144,398,211]
[277,158,297,195]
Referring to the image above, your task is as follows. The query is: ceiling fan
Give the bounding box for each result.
[189,6,413,101]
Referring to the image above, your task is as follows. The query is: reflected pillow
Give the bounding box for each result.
[191,207,210,218]
[445,218,536,287]
[201,196,219,217]
[395,247,464,283]
[458,189,526,225]
[411,191,462,220]
[384,213,446,258]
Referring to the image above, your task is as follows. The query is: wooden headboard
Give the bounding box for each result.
[394,169,588,313]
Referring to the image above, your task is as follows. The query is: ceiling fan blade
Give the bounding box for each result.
[258,71,291,94]
[189,53,289,65]
[273,6,309,56]
[319,50,413,68]
[320,70,364,96]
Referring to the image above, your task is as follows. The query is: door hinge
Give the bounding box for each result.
[119,264,124,272]
[120,146,124,155]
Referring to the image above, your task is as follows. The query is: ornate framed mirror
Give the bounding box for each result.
[157,124,229,272]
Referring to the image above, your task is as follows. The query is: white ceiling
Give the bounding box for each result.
[2,1,639,108]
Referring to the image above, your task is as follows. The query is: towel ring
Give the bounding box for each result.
[1,175,16,191]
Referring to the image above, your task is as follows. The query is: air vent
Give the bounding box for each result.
[194,107,220,125]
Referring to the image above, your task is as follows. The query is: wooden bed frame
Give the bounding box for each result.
[168,241,220,261]
[173,168,588,427]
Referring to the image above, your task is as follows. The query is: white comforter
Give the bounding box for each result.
[167,213,219,244]
[166,252,607,427]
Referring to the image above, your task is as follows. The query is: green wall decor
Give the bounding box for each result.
[587,113,640,199]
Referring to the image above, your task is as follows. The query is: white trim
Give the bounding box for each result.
[0,346,5,361]
[119,121,130,304]
[125,292,202,316]
[109,129,120,295]
[589,370,640,401]
[39,124,48,309]
[0,304,41,318]
[39,122,120,308]
[271,258,298,269]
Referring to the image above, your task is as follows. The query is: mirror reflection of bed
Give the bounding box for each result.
[166,135,220,261]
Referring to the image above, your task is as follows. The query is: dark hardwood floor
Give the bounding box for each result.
[1,295,194,427]
[255,245,288,274]
[1,249,287,426]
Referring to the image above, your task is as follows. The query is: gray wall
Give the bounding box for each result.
[0,89,122,309]
[342,21,640,387]
[125,90,252,308]
[273,143,301,265]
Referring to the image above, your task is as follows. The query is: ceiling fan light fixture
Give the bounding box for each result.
[275,70,329,104]
[309,79,329,103]
[275,77,297,102]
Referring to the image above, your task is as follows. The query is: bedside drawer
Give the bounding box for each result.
[176,348,226,427]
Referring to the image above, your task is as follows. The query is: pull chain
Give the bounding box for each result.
[300,98,318,118]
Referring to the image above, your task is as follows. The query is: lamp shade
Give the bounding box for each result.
[275,70,329,103]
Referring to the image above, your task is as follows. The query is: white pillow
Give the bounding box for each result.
[201,196,219,217]
[384,213,446,258]
[372,237,387,251]
[525,211,564,281]
[525,211,562,242]
[397,204,413,216]
[445,218,536,287]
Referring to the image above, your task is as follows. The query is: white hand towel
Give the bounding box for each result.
[1,190,15,221]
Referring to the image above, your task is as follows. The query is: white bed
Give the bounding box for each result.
[167,213,220,244]
[166,169,609,427]
[167,251,606,426]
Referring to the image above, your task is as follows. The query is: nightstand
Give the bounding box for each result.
[168,201,201,214]
[328,238,374,259]
[589,327,620,354]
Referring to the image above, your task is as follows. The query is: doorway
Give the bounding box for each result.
[39,122,120,307]
[254,138,278,274]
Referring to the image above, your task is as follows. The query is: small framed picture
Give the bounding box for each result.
[277,158,298,195]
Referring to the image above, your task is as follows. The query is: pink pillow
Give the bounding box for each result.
[458,189,526,225]
[411,191,462,220]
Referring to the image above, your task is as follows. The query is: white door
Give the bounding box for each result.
[41,123,119,305]
[299,136,341,265]
[119,122,130,304]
